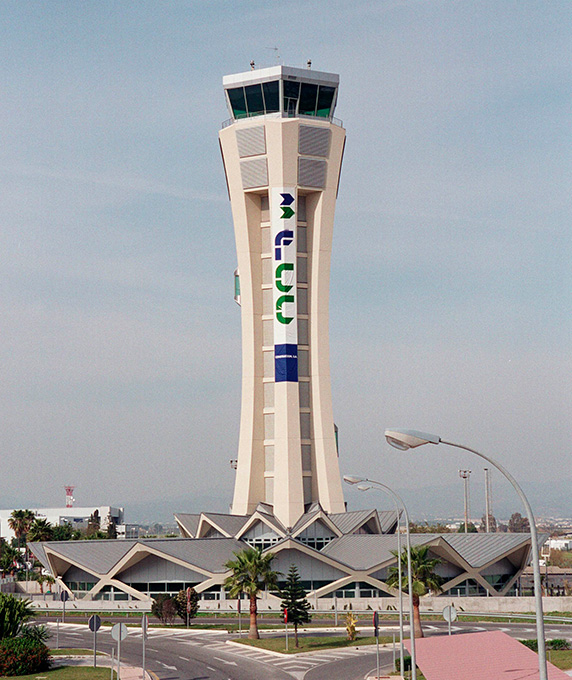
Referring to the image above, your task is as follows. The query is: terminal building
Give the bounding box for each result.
[30,64,541,604]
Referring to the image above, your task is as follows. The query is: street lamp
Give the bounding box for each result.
[344,475,416,680]
[384,429,548,680]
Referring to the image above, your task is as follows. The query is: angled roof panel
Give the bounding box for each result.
[328,509,375,535]
[29,542,49,570]
[442,533,533,568]
[378,510,400,534]
[175,514,200,537]
[201,513,250,537]
[321,534,434,570]
[140,537,244,573]
[41,540,137,575]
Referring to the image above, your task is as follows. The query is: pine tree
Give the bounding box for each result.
[280,565,311,647]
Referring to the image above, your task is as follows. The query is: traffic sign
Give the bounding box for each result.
[442,605,458,623]
[373,610,379,637]
[111,622,129,642]
[88,614,101,632]
[284,608,288,624]
[60,591,69,602]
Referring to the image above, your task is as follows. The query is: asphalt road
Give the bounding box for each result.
[44,618,572,680]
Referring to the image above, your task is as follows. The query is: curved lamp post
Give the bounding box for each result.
[384,428,547,680]
[344,475,416,680]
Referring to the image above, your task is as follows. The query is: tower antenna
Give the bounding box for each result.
[64,485,75,508]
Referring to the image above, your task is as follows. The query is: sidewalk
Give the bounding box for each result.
[52,654,156,679]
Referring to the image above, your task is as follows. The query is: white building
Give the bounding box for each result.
[0,506,124,541]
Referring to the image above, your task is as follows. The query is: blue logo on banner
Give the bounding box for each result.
[275,344,298,383]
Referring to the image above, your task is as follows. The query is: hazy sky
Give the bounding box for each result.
[2,1,570,523]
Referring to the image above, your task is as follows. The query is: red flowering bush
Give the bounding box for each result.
[0,637,50,675]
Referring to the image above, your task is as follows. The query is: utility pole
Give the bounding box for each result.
[484,468,492,532]
[459,470,472,533]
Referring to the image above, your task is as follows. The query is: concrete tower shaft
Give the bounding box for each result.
[220,65,346,528]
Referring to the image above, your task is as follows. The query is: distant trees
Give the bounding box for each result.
[174,588,199,623]
[508,512,530,533]
[457,522,478,533]
[151,595,177,625]
[27,519,53,543]
[479,514,498,533]
[409,522,453,534]
[8,510,35,548]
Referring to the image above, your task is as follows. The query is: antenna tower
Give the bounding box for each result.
[64,485,75,508]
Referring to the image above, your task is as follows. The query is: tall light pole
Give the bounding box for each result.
[384,428,548,680]
[343,475,416,680]
[458,469,471,533]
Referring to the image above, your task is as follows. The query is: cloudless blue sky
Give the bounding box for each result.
[1,1,570,522]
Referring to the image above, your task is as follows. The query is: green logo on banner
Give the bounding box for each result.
[280,206,295,219]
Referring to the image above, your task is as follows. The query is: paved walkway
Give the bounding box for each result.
[52,654,155,679]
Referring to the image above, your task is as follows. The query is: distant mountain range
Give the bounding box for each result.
[122,476,572,526]
[3,477,569,527]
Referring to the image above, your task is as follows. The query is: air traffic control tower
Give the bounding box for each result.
[220,65,346,528]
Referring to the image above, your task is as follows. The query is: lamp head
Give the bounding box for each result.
[385,429,441,450]
[357,484,372,492]
[343,475,365,485]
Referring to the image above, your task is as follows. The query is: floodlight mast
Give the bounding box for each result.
[384,428,548,680]
[343,475,415,679]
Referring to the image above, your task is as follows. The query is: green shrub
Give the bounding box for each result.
[395,655,413,671]
[519,639,538,651]
[549,639,570,650]
[0,637,50,676]
[0,594,33,640]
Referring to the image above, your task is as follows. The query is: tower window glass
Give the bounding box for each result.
[228,87,247,119]
[299,83,318,116]
[245,84,265,116]
[316,86,336,117]
[262,81,280,112]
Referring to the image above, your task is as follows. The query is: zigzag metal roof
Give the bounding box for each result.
[321,534,435,570]
[441,532,537,568]
[40,540,137,575]
[174,513,201,537]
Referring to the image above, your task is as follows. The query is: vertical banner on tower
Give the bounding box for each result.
[272,187,298,382]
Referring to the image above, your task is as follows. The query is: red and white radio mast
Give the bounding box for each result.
[64,486,75,508]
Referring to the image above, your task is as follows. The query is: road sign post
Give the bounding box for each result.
[88,614,101,668]
[284,608,288,652]
[111,622,129,680]
[373,611,380,679]
[60,590,69,623]
[237,597,242,638]
[141,614,148,680]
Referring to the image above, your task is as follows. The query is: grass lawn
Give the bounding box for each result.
[0,669,116,680]
[234,634,397,653]
[50,649,105,656]
[546,649,572,670]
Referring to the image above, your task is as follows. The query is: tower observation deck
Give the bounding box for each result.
[220,65,346,528]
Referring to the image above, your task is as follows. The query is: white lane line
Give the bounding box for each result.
[178,655,190,661]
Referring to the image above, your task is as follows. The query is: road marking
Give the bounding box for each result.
[214,657,238,666]
[178,655,190,661]
[156,661,178,670]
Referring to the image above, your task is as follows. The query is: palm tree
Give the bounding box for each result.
[27,518,54,543]
[386,544,442,639]
[224,547,279,639]
[7,510,35,549]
